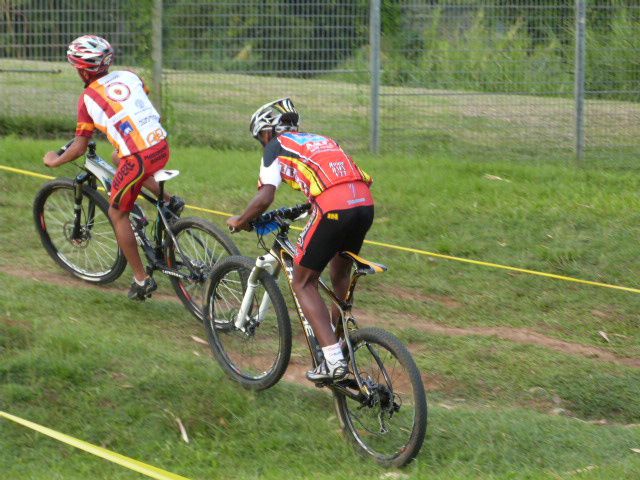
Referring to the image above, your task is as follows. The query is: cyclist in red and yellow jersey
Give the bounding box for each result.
[42,35,184,300]
[227,98,374,383]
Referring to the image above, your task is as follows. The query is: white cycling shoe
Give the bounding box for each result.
[306,359,348,384]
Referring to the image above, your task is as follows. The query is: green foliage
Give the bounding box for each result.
[381,6,573,95]
[2,1,637,102]
[0,0,153,65]
[586,6,640,101]
[163,0,369,76]
[0,115,74,138]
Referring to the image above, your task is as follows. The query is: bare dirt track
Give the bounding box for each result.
[3,263,637,369]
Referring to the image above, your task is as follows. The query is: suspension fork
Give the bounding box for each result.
[257,254,280,321]
[234,254,276,330]
[71,173,91,240]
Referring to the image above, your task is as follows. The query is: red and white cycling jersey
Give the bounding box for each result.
[75,70,167,157]
[258,132,373,210]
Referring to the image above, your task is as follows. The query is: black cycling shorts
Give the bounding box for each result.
[295,205,374,272]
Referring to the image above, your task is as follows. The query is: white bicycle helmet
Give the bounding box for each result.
[67,35,114,73]
[249,97,299,139]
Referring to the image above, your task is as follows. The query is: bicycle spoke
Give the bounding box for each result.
[39,186,122,278]
[208,263,285,381]
[336,328,426,466]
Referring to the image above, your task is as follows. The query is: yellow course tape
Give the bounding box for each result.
[363,240,640,295]
[0,411,192,480]
[0,165,54,180]
[2,163,640,295]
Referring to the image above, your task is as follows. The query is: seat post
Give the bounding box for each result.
[158,180,165,207]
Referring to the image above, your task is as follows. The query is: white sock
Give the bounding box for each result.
[322,342,345,368]
[134,277,146,286]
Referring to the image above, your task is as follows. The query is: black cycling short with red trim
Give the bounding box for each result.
[295,205,374,272]
[110,140,169,212]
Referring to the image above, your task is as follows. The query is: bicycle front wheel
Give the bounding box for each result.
[167,217,240,320]
[33,178,126,284]
[334,327,427,467]
[204,256,292,390]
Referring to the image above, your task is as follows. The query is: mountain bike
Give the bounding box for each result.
[203,203,427,467]
[33,140,239,319]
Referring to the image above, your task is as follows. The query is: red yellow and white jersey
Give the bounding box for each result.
[258,132,372,198]
[258,132,373,212]
[75,70,167,157]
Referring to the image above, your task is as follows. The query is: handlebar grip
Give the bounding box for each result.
[56,139,75,156]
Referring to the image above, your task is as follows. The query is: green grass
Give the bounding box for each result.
[1,136,640,478]
[0,58,638,164]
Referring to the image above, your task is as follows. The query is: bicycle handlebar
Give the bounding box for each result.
[253,203,311,227]
[56,139,97,156]
[228,203,311,234]
[56,139,75,156]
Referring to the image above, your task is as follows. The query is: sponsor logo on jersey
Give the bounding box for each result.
[106,82,131,102]
[119,121,134,136]
[329,161,347,177]
[146,128,166,145]
[284,133,326,145]
[112,158,136,190]
[138,115,158,127]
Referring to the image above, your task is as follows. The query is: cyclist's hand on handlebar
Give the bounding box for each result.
[226,215,251,233]
[43,151,60,168]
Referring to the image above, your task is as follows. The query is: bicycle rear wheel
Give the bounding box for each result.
[167,217,239,320]
[204,256,292,390]
[334,327,427,467]
[33,178,126,284]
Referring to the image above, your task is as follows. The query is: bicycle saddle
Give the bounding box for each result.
[340,251,387,275]
[153,170,180,182]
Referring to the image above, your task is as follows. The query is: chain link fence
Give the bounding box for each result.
[162,0,370,150]
[585,2,640,160]
[380,1,639,162]
[0,0,638,162]
[0,0,149,126]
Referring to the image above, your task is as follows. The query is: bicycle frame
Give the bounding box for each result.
[236,220,377,401]
[69,142,199,282]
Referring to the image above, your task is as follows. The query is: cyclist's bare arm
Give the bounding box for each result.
[227,185,276,231]
[43,136,90,168]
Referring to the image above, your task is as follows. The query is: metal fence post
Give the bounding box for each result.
[574,0,586,163]
[151,0,163,115]
[370,0,381,154]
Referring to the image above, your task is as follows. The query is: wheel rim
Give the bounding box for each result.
[207,265,283,381]
[42,188,120,278]
[172,226,232,316]
[341,339,419,461]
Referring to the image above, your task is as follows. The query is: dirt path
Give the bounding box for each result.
[2,264,638,368]
[355,311,640,368]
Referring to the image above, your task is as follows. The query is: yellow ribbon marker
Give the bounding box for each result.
[363,239,640,295]
[2,163,640,295]
[0,165,54,180]
[0,411,192,480]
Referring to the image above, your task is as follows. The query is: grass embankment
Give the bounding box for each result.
[1,136,639,478]
[1,59,638,163]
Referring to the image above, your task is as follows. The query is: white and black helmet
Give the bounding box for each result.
[249,97,299,140]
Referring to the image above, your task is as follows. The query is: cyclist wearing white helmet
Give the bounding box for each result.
[43,35,184,300]
[228,98,374,383]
